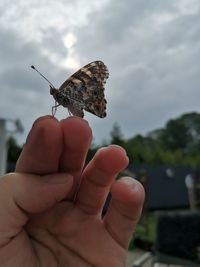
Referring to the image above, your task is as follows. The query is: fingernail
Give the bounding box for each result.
[122,177,137,190]
[108,145,127,156]
[63,116,89,125]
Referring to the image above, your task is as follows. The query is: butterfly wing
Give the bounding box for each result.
[59,61,109,118]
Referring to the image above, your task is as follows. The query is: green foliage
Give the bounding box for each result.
[128,213,156,250]
[85,143,98,164]
[89,112,200,167]
[7,112,200,167]
[110,122,126,148]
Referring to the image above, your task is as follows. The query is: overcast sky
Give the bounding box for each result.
[0,0,200,145]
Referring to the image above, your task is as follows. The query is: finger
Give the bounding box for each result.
[75,145,129,214]
[0,172,73,247]
[59,117,92,195]
[104,177,145,249]
[16,116,62,174]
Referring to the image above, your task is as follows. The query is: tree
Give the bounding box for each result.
[125,112,200,165]
[110,123,125,147]
[160,119,190,150]
[7,136,22,162]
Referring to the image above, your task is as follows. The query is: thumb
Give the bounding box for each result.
[0,172,73,246]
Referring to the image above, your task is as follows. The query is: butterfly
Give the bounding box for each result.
[31,61,109,118]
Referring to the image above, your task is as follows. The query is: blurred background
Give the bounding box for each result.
[0,0,200,266]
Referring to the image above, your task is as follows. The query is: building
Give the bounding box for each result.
[128,164,195,210]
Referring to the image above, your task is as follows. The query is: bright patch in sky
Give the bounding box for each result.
[0,0,200,144]
[63,33,77,49]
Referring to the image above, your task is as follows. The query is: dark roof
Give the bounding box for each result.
[128,164,194,210]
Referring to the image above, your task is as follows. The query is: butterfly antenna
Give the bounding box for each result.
[31,65,55,88]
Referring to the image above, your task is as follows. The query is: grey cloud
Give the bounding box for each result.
[1,0,200,145]
[161,13,200,49]
[74,0,178,56]
[0,26,72,143]
[72,0,200,143]
[0,25,71,90]
[40,26,68,57]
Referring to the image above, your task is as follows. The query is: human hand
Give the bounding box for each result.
[0,116,144,267]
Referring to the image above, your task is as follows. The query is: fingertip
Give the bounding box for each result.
[94,145,129,174]
[111,177,145,205]
[61,115,89,125]
[60,116,92,149]
[26,115,61,145]
[16,116,62,174]
[32,115,59,127]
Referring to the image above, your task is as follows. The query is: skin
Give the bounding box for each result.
[0,116,145,267]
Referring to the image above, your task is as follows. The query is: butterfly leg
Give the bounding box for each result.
[52,101,60,116]
[68,109,72,116]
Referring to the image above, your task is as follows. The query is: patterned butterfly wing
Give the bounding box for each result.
[58,61,109,118]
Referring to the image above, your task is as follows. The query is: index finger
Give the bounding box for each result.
[16,116,92,198]
[16,116,62,174]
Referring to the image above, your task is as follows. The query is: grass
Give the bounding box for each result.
[129,212,156,250]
